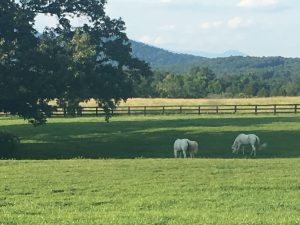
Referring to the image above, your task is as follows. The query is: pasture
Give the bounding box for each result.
[1,114,300,224]
[1,115,300,159]
[0,159,300,225]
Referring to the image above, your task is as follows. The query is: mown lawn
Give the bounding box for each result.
[0,159,299,225]
[1,115,300,159]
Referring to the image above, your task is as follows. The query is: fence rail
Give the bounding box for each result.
[1,103,300,118]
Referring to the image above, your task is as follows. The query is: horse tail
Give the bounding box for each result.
[255,135,260,146]
[256,135,267,150]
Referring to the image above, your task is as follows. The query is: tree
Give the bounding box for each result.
[0,0,151,125]
[182,67,216,98]
[0,1,54,125]
[157,73,185,98]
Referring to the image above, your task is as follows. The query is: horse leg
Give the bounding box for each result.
[242,146,245,155]
[190,152,194,158]
[174,150,178,158]
[182,150,187,158]
[251,145,256,156]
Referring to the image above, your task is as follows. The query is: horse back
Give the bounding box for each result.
[174,139,189,151]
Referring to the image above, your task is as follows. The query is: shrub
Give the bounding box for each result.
[0,131,20,158]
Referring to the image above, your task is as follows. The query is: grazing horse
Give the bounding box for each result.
[232,133,263,156]
[174,139,198,158]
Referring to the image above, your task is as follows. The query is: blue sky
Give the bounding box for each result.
[34,0,300,57]
[105,0,300,57]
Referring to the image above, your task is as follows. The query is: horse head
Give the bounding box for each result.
[231,141,238,153]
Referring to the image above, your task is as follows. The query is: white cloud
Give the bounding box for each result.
[154,37,164,45]
[139,35,152,44]
[160,0,173,3]
[227,17,243,29]
[200,20,223,30]
[113,0,173,4]
[198,17,252,30]
[238,0,279,8]
[139,35,165,45]
[159,24,176,31]
[227,17,252,29]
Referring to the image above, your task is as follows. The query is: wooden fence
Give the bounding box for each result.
[2,103,300,118]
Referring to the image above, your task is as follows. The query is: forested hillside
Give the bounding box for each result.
[130,41,300,98]
[130,40,300,77]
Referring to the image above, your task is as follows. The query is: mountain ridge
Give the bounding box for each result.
[182,49,247,58]
[130,40,300,76]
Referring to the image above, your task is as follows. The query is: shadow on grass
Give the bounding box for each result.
[1,116,300,159]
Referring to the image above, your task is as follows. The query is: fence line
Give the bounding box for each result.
[1,103,300,118]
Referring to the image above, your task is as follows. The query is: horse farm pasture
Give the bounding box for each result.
[0,158,299,225]
[1,114,300,224]
[1,115,300,159]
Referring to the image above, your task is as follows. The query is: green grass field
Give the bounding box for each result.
[1,115,300,159]
[1,115,300,224]
[0,159,299,225]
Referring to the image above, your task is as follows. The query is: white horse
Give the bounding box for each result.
[232,133,266,156]
[174,139,198,158]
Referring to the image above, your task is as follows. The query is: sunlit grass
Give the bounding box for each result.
[0,159,299,225]
[78,97,300,107]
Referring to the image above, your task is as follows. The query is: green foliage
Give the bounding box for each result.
[156,73,184,97]
[0,158,299,224]
[138,67,300,98]
[0,1,151,125]
[0,131,19,158]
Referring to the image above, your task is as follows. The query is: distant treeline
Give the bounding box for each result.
[133,67,300,98]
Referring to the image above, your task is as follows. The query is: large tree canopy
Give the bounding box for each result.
[0,0,151,125]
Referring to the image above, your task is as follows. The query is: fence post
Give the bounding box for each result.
[179,106,182,114]
[234,105,237,114]
[198,106,201,115]
[63,107,66,117]
[274,104,277,115]
[128,106,131,115]
[216,106,219,114]
[162,106,165,114]
[295,104,298,114]
[255,105,258,115]
[96,107,98,116]
[144,106,146,116]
